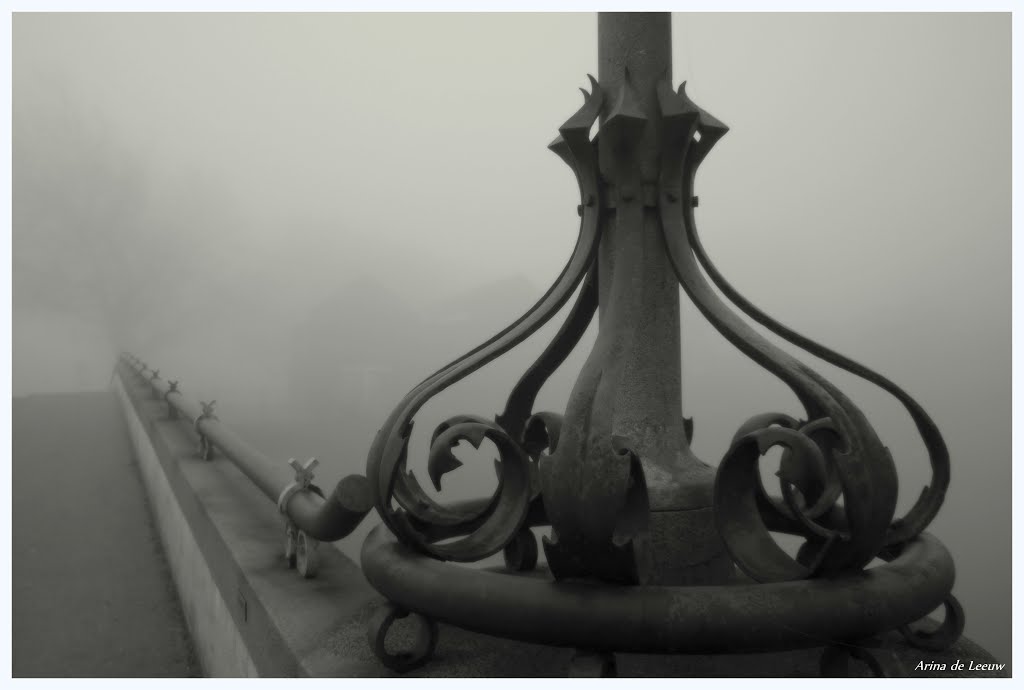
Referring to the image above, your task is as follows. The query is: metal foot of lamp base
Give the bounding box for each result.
[367,602,440,673]
[361,525,960,676]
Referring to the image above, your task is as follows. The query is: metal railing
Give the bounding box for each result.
[117,352,373,577]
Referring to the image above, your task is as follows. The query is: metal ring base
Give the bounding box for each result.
[361,525,955,656]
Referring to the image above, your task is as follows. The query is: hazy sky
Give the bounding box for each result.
[12,12,1011,662]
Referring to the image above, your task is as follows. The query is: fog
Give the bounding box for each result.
[12,13,1010,663]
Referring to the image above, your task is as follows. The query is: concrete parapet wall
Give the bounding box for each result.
[113,367,381,677]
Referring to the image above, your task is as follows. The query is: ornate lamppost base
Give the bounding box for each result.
[356,13,973,678]
[360,525,967,677]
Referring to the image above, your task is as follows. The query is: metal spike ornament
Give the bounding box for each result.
[360,12,959,677]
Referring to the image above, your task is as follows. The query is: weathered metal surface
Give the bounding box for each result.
[899,594,966,652]
[657,79,902,578]
[686,210,949,547]
[363,80,605,564]
[820,641,907,677]
[351,1,956,621]
[367,604,438,672]
[361,524,954,655]
[502,528,539,571]
[537,13,738,586]
[495,268,598,443]
[569,650,617,677]
[540,71,654,583]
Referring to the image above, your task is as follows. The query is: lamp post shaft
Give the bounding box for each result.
[596,12,684,454]
[598,12,672,183]
[539,12,734,585]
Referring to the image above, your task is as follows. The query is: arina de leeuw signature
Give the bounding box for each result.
[915,660,1006,673]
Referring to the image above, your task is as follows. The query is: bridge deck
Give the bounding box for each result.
[12,391,199,677]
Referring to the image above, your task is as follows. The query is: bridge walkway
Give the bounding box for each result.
[12,391,199,677]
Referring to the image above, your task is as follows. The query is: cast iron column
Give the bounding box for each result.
[541,12,734,585]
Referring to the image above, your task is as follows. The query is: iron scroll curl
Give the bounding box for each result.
[657,79,950,579]
[657,79,902,580]
[364,80,606,562]
[686,201,949,548]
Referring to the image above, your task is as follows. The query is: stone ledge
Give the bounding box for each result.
[115,368,380,677]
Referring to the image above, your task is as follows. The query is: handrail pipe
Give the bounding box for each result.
[117,353,374,547]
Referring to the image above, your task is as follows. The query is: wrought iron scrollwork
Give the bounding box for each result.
[365,72,951,586]
[364,79,606,562]
[898,594,965,652]
[657,78,946,581]
[683,140,949,551]
[495,269,598,444]
[354,45,966,670]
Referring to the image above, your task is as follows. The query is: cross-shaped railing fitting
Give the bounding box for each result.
[149,369,161,398]
[195,400,218,461]
[290,457,319,488]
[165,380,180,420]
[277,456,319,514]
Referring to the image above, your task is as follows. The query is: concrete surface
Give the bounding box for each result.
[116,379,260,676]
[114,368,383,677]
[12,391,199,677]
